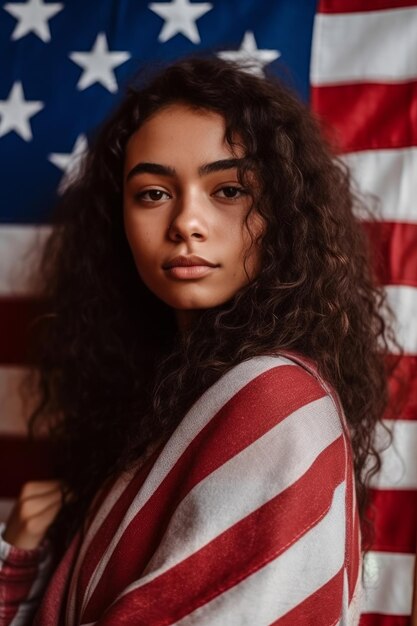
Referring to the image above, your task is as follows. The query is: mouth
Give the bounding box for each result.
[162,255,219,270]
[162,254,219,279]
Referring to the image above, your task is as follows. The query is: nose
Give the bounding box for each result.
[167,190,208,243]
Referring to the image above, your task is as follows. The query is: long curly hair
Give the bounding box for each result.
[25,56,400,551]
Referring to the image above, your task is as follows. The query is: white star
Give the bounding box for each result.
[69,32,131,93]
[218,31,281,77]
[0,82,44,141]
[4,0,63,43]
[48,134,88,194]
[149,0,212,44]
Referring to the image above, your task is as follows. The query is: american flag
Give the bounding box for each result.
[0,0,416,623]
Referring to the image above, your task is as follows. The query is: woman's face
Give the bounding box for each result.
[123,103,264,327]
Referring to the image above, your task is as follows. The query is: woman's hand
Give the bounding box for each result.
[3,480,66,550]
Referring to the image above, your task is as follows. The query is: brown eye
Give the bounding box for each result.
[136,189,171,202]
[215,186,247,199]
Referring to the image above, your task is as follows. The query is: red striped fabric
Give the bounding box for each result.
[387,355,417,421]
[0,530,53,626]
[363,222,417,288]
[16,354,360,625]
[320,0,417,13]
[0,555,39,625]
[346,429,361,602]
[311,82,417,154]
[360,616,410,626]
[269,568,345,626]
[80,364,327,619]
[368,489,417,553]
[95,438,347,625]
[311,1,417,622]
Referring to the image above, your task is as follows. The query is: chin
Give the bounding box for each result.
[167,299,215,310]
[154,285,216,310]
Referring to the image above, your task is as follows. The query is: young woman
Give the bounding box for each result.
[0,56,396,625]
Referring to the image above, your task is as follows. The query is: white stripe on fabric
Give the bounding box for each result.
[0,522,12,560]
[311,7,417,85]
[80,356,299,614]
[132,395,343,584]
[65,466,140,626]
[384,285,417,355]
[0,523,55,626]
[173,483,347,625]
[342,148,417,224]
[342,569,362,626]
[0,225,51,296]
[368,419,417,490]
[9,555,54,626]
[363,551,415,615]
[0,366,32,436]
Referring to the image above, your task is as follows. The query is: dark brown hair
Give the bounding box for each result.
[25,56,400,550]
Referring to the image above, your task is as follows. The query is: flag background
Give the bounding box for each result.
[0,0,416,622]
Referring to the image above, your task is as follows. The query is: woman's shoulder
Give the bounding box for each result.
[168,351,348,480]
[181,351,350,485]
[209,351,348,441]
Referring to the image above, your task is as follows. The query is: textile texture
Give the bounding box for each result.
[1,353,361,625]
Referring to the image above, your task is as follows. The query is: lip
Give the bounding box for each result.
[163,255,219,280]
[163,255,219,269]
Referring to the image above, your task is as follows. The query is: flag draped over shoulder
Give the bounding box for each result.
[3,354,362,625]
[0,0,415,623]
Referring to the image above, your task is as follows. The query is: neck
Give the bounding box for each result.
[175,309,200,333]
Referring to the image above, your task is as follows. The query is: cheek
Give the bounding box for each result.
[125,222,154,278]
[131,237,156,273]
[125,211,154,252]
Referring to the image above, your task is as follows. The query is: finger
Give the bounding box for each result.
[23,499,63,540]
[20,481,63,500]
[19,492,64,520]
[22,480,62,492]
[31,496,63,522]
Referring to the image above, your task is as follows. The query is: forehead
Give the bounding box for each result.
[124,103,244,170]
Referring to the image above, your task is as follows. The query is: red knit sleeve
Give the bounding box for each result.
[0,522,54,626]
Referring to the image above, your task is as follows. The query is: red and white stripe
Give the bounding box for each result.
[0,523,53,626]
[64,356,306,624]
[20,354,361,625]
[311,2,417,623]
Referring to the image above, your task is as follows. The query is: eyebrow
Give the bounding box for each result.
[125,158,245,182]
